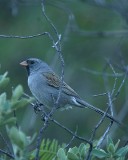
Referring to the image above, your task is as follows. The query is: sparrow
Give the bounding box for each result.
[20,58,123,126]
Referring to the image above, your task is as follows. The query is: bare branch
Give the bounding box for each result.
[51,118,91,145]
[0,149,14,159]
[97,92,114,148]
[0,32,47,39]
[41,0,65,107]
[0,132,14,159]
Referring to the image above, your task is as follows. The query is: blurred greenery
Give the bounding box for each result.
[0,0,128,156]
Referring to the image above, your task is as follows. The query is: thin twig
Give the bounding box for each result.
[107,60,118,96]
[97,122,113,148]
[87,92,113,160]
[113,73,127,100]
[0,132,13,157]
[90,104,111,142]
[41,0,65,107]
[97,92,113,148]
[64,126,78,149]
[35,116,49,160]
[50,117,91,144]
[0,149,14,159]
[93,92,107,97]
[82,67,123,77]
[35,105,57,160]
[0,32,47,39]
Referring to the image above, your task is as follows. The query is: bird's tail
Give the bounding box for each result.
[75,98,126,128]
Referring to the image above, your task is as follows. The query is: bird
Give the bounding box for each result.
[20,58,123,126]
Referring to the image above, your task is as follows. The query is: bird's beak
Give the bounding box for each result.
[20,61,28,66]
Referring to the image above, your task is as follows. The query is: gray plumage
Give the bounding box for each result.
[20,58,124,127]
[22,58,82,108]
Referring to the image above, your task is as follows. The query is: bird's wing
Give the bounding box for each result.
[43,72,80,98]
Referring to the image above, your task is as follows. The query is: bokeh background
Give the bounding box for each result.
[0,0,128,147]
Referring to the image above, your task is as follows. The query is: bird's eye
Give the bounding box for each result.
[30,60,35,64]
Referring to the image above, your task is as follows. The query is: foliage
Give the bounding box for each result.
[55,137,128,160]
[6,126,36,160]
[0,72,32,127]
[0,72,35,159]
[30,136,128,160]
[30,139,63,160]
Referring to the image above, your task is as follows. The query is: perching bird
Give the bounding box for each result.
[20,58,123,126]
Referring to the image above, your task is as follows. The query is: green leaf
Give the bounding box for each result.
[79,143,85,151]
[0,92,8,113]
[57,148,67,160]
[116,158,125,160]
[11,101,23,110]
[11,98,31,110]
[107,143,115,154]
[107,136,114,146]
[67,147,79,160]
[0,117,16,126]
[0,93,12,115]
[107,136,115,154]
[30,139,61,160]
[78,143,87,158]
[0,92,6,107]
[67,152,79,160]
[115,139,120,151]
[11,85,23,101]
[7,126,28,149]
[0,72,9,88]
[50,139,59,152]
[92,148,108,158]
[68,147,79,154]
[116,145,128,157]
[27,133,37,145]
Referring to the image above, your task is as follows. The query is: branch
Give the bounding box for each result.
[0,32,47,39]
[0,131,14,158]
[97,92,114,148]
[0,149,14,159]
[41,0,65,107]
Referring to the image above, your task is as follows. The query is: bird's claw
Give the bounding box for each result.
[33,102,42,113]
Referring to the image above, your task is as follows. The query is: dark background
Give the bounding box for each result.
[0,0,128,147]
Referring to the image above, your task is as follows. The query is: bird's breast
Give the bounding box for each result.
[28,73,51,107]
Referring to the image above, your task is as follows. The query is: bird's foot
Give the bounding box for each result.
[41,111,53,122]
[33,102,43,113]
